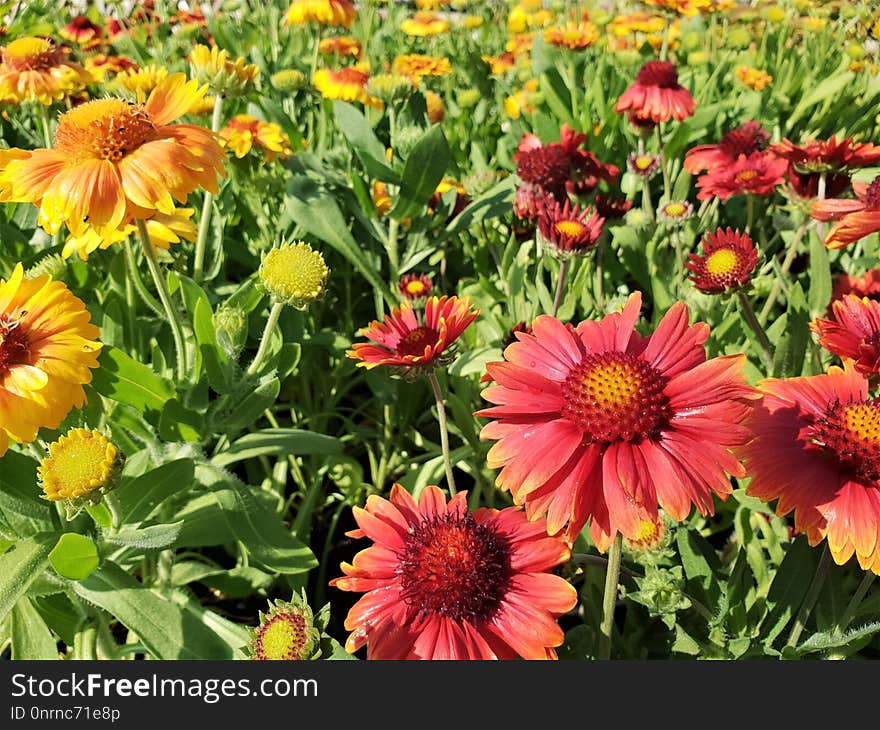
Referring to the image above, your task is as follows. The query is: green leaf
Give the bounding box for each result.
[761,536,818,648]
[443,177,516,237]
[212,428,343,467]
[214,375,280,433]
[11,598,59,659]
[91,345,176,419]
[0,532,57,621]
[193,297,235,394]
[48,533,99,581]
[389,125,451,220]
[158,398,204,442]
[796,622,880,656]
[334,100,401,184]
[672,624,702,656]
[104,522,183,550]
[772,283,809,378]
[808,234,832,316]
[73,562,245,659]
[115,459,195,526]
[0,451,54,538]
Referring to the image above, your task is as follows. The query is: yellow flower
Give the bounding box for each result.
[250,597,321,661]
[802,16,828,32]
[507,2,555,33]
[764,6,786,23]
[392,54,452,83]
[0,37,93,105]
[644,0,711,17]
[259,241,330,309]
[62,208,198,261]
[313,67,381,108]
[735,65,773,91]
[504,79,539,118]
[38,429,122,505]
[112,64,169,96]
[284,0,357,27]
[462,15,484,29]
[543,22,600,50]
[372,181,392,217]
[0,75,225,240]
[220,114,294,162]
[425,90,445,123]
[83,54,139,83]
[610,13,665,36]
[400,12,450,36]
[189,44,259,97]
[414,0,449,9]
[0,264,102,456]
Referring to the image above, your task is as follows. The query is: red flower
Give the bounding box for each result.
[60,16,104,47]
[615,61,696,124]
[513,181,542,221]
[770,136,880,200]
[398,272,433,301]
[684,120,769,174]
[347,295,479,375]
[811,295,880,375]
[476,292,757,550]
[331,484,578,659]
[595,193,633,220]
[537,198,604,257]
[832,269,880,305]
[740,363,880,573]
[696,151,787,201]
[685,228,758,294]
[812,177,880,249]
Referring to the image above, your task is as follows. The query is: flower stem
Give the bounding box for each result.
[835,571,876,637]
[737,290,774,372]
[594,239,606,312]
[656,124,672,202]
[192,94,225,282]
[785,544,832,652]
[598,532,623,660]
[552,258,568,317]
[427,371,457,497]
[103,492,122,531]
[38,103,53,148]
[247,301,284,376]
[758,221,811,325]
[386,216,400,282]
[137,219,188,381]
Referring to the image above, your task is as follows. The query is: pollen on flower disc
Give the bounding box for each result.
[254,611,311,660]
[809,400,880,482]
[38,429,119,501]
[55,99,158,162]
[0,318,30,374]
[259,241,329,307]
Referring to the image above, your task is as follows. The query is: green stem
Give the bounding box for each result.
[103,492,122,531]
[38,104,54,148]
[73,620,97,660]
[427,371,457,496]
[594,238,606,312]
[656,125,672,203]
[785,545,832,652]
[835,572,876,637]
[567,61,579,123]
[552,258,568,317]
[248,301,284,375]
[746,194,755,233]
[598,532,623,660]
[386,216,400,281]
[737,290,774,372]
[137,219,188,381]
[192,94,225,282]
[124,239,162,317]
[758,221,810,325]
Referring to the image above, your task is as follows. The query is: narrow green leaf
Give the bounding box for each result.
[11,598,59,659]
[389,125,451,220]
[0,451,54,538]
[796,622,880,656]
[213,428,343,467]
[104,521,183,550]
[0,532,57,621]
[48,533,99,581]
[808,234,832,316]
[761,536,818,648]
[115,459,195,526]
[334,100,401,184]
[444,177,516,237]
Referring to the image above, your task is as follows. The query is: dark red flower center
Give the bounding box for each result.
[808,399,880,482]
[0,317,30,376]
[635,60,679,88]
[720,122,769,158]
[516,145,572,191]
[396,326,439,357]
[562,351,671,443]
[398,513,512,624]
[864,177,880,210]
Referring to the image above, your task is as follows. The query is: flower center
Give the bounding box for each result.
[706,248,738,276]
[555,219,586,238]
[636,60,679,88]
[406,281,426,296]
[634,155,656,170]
[37,429,119,502]
[720,123,768,157]
[663,202,687,217]
[255,611,311,660]
[398,512,512,624]
[562,351,671,443]
[2,37,64,71]
[0,317,30,376]
[808,400,880,482]
[864,177,880,210]
[517,145,571,189]
[396,326,438,357]
[735,168,759,183]
[54,99,158,162]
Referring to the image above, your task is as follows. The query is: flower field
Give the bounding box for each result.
[2,0,880,662]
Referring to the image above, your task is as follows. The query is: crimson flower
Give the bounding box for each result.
[812,177,880,249]
[537,198,604,258]
[684,121,770,174]
[811,295,880,375]
[696,151,787,201]
[686,228,758,294]
[832,269,880,306]
[615,61,696,124]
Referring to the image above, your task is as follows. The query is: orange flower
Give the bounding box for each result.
[392,54,452,84]
[284,0,356,28]
[63,208,197,261]
[644,0,711,16]
[0,37,92,105]
[220,114,294,162]
[544,22,600,50]
[312,66,381,108]
[425,90,445,123]
[811,295,880,376]
[372,181,391,217]
[83,53,139,83]
[0,74,225,241]
[735,66,773,91]
[318,35,362,59]
[610,13,665,36]
[400,12,450,37]
[812,177,880,249]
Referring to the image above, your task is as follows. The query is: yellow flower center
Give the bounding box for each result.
[260,242,329,307]
[38,429,119,502]
[555,220,586,238]
[255,611,311,660]
[663,202,687,217]
[843,404,880,444]
[735,168,759,183]
[54,99,157,162]
[635,155,655,170]
[706,249,738,276]
[637,519,659,542]
[406,281,426,296]
[2,37,64,71]
[581,360,642,411]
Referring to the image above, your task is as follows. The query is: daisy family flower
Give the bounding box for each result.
[537,199,604,258]
[83,54,139,83]
[772,136,880,200]
[259,241,329,309]
[812,177,880,249]
[220,115,294,162]
[811,295,880,375]
[400,12,450,36]
[284,0,357,28]
[62,209,197,261]
[38,428,122,506]
[347,296,479,377]
[0,74,225,243]
[318,35,362,59]
[544,22,600,50]
[60,16,105,48]
[686,228,758,294]
[627,152,660,178]
[392,54,452,84]
[735,66,773,91]
[399,273,433,301]
[615,61,696,124]
[313,67,381,108]
[189,44,259,97]
[0,36,92,105]
[112,64,169,96]
[740,364,880,573]
[249,594,324,661]
[331,484,577,659]
[684,120,770,175]
[657,200,693,226]
[645,0,712,16]
[696,151,787,201]
[477,292,757,549]
[0,264,102,456]
[832,270,880,305]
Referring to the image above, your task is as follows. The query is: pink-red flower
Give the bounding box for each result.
[476,292,757,551]
[771,136,880,200]
[812,177,880,249]
[740,363,880,573]
[537,198,604,257]
[347,295,479,375]
[811,295,880,375]
[684,120,769,174]
[614,61,696,124]
[685,228,758,294]
[330,484,578,659]
[398,272,433,301]
[696,151,787,201]
[832,269,880,305]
